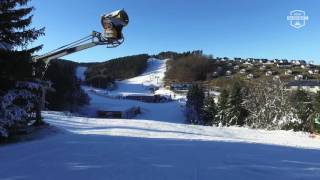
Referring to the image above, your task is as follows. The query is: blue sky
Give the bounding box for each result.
[30,0,320,63]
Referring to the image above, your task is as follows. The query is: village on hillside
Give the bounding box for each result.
[169,57,320,93]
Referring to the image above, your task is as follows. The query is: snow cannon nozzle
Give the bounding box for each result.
[101,9,129,40]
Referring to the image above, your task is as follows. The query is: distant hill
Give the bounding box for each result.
[84,54,150,88]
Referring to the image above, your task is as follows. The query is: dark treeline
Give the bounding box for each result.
[166,55,214,82]
[85,54,150,88]
[44,60,90,111]
[157,50,206,60]
[186,79,320,133]
[164,51,231,83]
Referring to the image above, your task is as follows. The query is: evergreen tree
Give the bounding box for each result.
[291,89,314,132]
[216,89,229,126]
[0,0,45,86]
[314,91,320,116]
[0,0,44,53]
[227,82,247,126]
[203,96,217,126]
[0,0,45,137]
[186,84,205,124]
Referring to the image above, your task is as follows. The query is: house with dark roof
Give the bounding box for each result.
[97,106,141,119]
[287,80,320,93]
[170,83,192,92]
[277,63,292,68]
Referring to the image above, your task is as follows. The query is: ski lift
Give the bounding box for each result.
[101,9,129,42]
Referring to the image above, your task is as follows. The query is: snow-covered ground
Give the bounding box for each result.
[44,112,320,150]
[79,88,185,123]
[1,58,320,180]
[1,112,320,180]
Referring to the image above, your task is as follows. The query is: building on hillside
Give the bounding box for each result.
[222,57,229,61]
[277,63,292,68]
[263,60,275,65]
[212,71,219,78]
[295,75,304,81]
[225,70,232,76]
[265,71,273,76]
[253,59,260,63]
[148,85,159,93]
[227,63,233,67]
[285,70,293,76]
[170,83,192,92]
[243,62,253,66]
[260,65,267,71]
[124,94,162,103]
[247,74,254,79]
[240,69,247,74]
[309,70,315,75]
[273,75,280,81]
[97,106,141,119]
[215,57,222,61]
[286,80,320,93]
[279,59,289,64]
[247,58,254,62]
[259,59,268,64]
[292,60,307,66]
[233,65,240,70]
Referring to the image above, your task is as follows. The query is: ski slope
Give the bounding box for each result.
[77,58,185,123]
[111,58,168,96]
[1,112,320,180]
[44,112,320,149]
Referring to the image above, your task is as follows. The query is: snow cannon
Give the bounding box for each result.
[101,9,129,41]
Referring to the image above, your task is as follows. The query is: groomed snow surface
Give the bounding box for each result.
[1,112,320,180]
[1,58,320,180]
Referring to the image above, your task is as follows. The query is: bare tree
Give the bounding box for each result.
[243,80,298,130]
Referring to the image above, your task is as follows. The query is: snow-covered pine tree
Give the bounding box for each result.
[216,89,229,126]
[186,84,205,124]
[0,81,49,137]
[0,0,45,138]
[291,89,314,132]
[227,82,247,126]
[203,96,217,126]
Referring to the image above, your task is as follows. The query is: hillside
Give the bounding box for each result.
[164,53,320,90]
[1,56,320,180]
[85,54,150,88]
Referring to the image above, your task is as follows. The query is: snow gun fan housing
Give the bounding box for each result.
[101,9,129,42]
